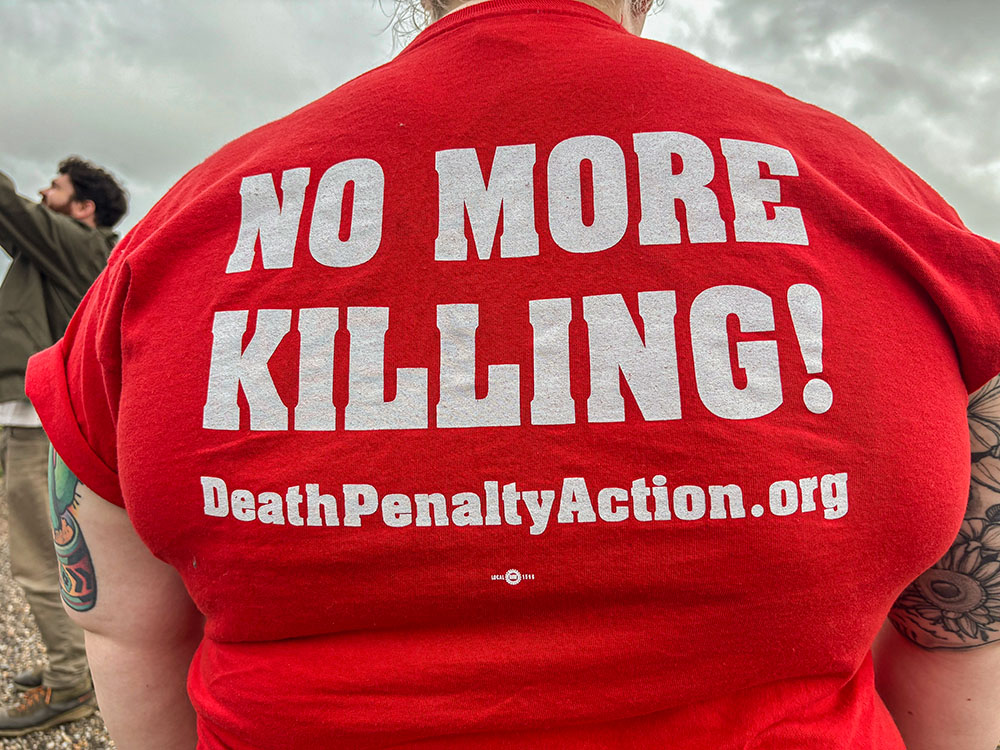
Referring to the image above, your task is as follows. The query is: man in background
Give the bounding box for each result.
[0,157,126,736]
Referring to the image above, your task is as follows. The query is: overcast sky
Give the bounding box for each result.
[1,0,997,280]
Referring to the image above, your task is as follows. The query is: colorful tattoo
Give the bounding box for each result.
[47,447,97,612]
[889,375,1000,649]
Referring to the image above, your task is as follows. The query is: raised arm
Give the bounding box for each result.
[873,373,1000,750]
[0,170,102,293]
[49,448,203,750]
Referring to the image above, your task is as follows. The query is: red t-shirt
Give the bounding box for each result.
[27,1,1000,748]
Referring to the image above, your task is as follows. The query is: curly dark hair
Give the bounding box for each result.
[58,156,128,228]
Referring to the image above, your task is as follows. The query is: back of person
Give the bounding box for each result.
[38,2,1000,747]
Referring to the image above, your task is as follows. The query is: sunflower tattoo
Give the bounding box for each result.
[889,375,1000,649]
[890,512,1000,646]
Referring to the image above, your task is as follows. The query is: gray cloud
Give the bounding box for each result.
[0,0,394,237]
[1,0,997,263]
[646,0,1000,239]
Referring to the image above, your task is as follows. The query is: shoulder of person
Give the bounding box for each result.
[47,208,117,255]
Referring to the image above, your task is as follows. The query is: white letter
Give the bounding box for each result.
[203,309,290,431]
[521,490,556,535]
[382,494,413,528]
[673,486,706,521]
[768,480,799,517]
[295,308,338,431]
[437,304,520,428]
[652,475,670,521]
[305,484,339,526]
[821,473,848,520]
[557,478,597,524]
[451,492,485,527]
[501,483,522,526]
[343,484,379,527]
[345,307,428,430]
[633,131,726,245]
[257,492,285,525]
[631,477,653,522]
[798,476,819,513]
[201,476,229,518]
[720,139,808,245]
[484,481,502,525]
[548,135,628,253]
[597,487,629,522]
[286,486,304,527]
[309,159,384,268]
[529,298,574,425]
[435,145,538,261]
[415,493,448,527]
[709,484,745,519]
[226,168,310,273]
[584,291,682,423]
[231,489,255,522]
[690,285,782,420]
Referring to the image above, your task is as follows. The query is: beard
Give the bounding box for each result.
[41,195,73,216]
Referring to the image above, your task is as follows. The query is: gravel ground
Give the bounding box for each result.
[0,487,114,750]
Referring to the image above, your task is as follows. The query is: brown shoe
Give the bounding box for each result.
[12,666,44,693]
[0,683,96,737]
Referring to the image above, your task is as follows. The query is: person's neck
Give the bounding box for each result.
[442,0,618,22]
[439,0,646,35]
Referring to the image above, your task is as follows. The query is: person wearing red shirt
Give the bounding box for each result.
[24,1,1000,748]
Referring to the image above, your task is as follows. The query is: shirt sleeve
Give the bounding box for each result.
[902,203,1000,395]
[25,247,131,507]
[935,229,1000,395]
[865,152,1000,396]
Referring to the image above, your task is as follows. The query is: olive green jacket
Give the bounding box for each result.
[0,170,117,403]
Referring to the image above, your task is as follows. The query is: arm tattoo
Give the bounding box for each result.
[47,447,97,612]
[889,376,1000,649]
[969,376,1000,493]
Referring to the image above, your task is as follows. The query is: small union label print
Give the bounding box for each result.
[491,568,535,586]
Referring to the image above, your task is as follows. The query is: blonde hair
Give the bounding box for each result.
[383,0,663,43]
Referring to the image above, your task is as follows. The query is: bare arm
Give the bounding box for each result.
[49,448,203,750]
[873,373,1000,750]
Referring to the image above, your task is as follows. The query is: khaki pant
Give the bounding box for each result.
[0,426,89,689]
